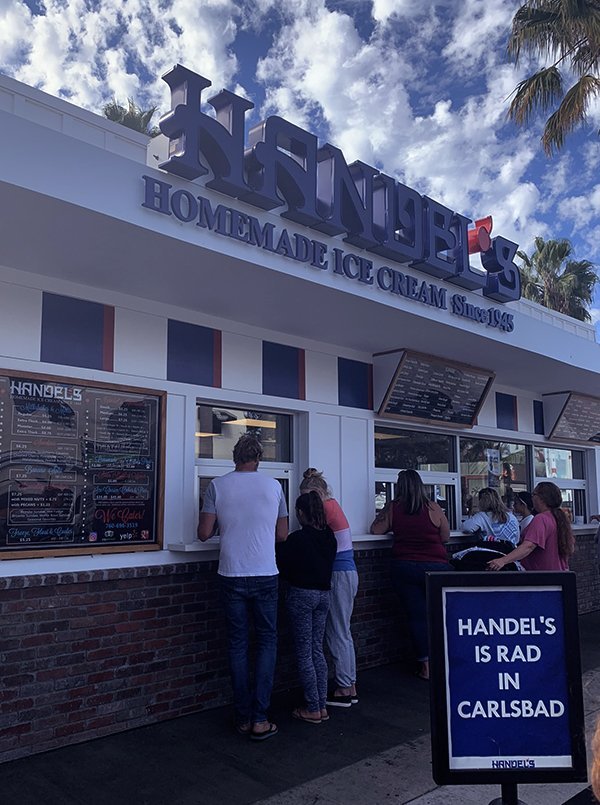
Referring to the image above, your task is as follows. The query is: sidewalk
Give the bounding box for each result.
[3,611,600,805]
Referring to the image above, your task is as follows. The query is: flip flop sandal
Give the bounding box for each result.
[250,722,278,741]
[235,723,251,735]
[292,708,322,725]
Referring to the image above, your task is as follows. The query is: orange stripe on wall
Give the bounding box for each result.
[102,306,115,372]
[213,330,222,388]
[298,349,306,400]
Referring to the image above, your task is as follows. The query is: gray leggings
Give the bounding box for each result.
[286,586,330,712]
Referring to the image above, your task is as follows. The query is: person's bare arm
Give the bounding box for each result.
[487,540,536,570]
[370,504,392,535]
[197,512,217,542]
[275,516,289,543]
[427,502,450,541]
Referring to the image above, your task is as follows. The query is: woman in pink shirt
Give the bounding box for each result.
[300,469,358,707]
[487,482,574,571]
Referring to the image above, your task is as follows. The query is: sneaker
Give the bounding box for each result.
[350,694,359,705]
[325,693,353,708]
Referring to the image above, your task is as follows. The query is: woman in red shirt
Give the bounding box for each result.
[370,469,451,681]
[487,482,574,571]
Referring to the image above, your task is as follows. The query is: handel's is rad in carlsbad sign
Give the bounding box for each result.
[143,65,521,333]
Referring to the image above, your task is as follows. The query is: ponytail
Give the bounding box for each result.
[534,482,575,559]
[295,491,327,531]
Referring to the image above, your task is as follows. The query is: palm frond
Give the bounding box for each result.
[508,4,563,64]
[508,65,564,125]
[517,235,598,321]
[542,73,600,152]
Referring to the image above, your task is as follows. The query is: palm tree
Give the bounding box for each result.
[102,98,160,137]
[507,0,600,155]
[517,237,598,321]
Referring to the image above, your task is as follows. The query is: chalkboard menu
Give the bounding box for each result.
[549,392,600,443]
[378,351,494,426]
[0,371,165,557]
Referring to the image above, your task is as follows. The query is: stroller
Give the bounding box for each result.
[450,535,522,572]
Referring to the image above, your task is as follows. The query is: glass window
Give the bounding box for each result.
[196,405,292,462]
[373,481,456,526]
[459,439,528,515]
[534,447,584,480]
[375,428,455,472]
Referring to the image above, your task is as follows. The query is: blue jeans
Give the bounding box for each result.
[220,574,278,725]
[390,560,452,662]
[286,586,330,712]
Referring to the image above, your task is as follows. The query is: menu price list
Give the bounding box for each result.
[380,353,493,426]
[0,375,162,551]
[552,394,600,443]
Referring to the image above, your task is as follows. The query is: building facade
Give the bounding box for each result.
[1,69,599,762]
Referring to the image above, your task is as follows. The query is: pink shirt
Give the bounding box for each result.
[323,498,352,552]
[521,510,569,571]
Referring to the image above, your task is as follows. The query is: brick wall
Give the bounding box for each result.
[1,537,597,764]
[570,531,600,614]
[0,549,411,764]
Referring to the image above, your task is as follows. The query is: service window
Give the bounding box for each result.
[534,446,587,521]
[374,427,459,528]
[459,438,528,519]
[196,403,295,518]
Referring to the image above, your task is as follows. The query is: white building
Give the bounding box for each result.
[0,67,598,761]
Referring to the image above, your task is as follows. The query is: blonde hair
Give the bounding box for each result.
[592,716,600,799]
[299,468,331,500]
[478,487,509,523]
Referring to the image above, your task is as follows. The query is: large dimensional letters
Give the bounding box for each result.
[157,65,521,304]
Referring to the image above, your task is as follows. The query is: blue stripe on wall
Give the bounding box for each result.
[338,357,372,409]
[41,293,106,370]
[167,320,218,386]
[533,400,545,435]
[262,341,301,399]
[496,392,518,431]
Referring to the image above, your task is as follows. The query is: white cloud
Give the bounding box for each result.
[0,0,243,112]
[0,0,594,276]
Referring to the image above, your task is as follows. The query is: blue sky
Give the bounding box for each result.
[2,0,600,336]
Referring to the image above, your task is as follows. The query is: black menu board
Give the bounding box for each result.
[0,371,164,557]
[548,392,600,443]
[378,351,494,426]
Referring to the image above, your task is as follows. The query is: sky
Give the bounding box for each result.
[2,0,600,338]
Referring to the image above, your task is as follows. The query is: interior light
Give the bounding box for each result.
[229,418,277,429]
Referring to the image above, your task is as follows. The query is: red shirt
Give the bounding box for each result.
[391,503,448,563]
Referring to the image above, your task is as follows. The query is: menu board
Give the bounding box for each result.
[0,372,164,556]
[378,351,494,426]
[549,392,600,443]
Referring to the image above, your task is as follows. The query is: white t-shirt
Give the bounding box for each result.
[202,470,288,577]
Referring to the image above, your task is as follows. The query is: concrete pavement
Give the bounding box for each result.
[2,611,599,805]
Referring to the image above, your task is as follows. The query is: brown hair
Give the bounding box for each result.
[295,491,327,530]
[394,469,430,515]
[534,482,575,559]
[478,487,509,523]
[299,468,330,500]
[232,434,263,465]
[592,716,600,800]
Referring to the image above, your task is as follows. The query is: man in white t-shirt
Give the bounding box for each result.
[198,434,288,740]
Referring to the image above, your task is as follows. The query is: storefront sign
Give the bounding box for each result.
[145,64,521,311]
[0,371,165,558]
[142,174,515,333]
[427,572,586,786]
